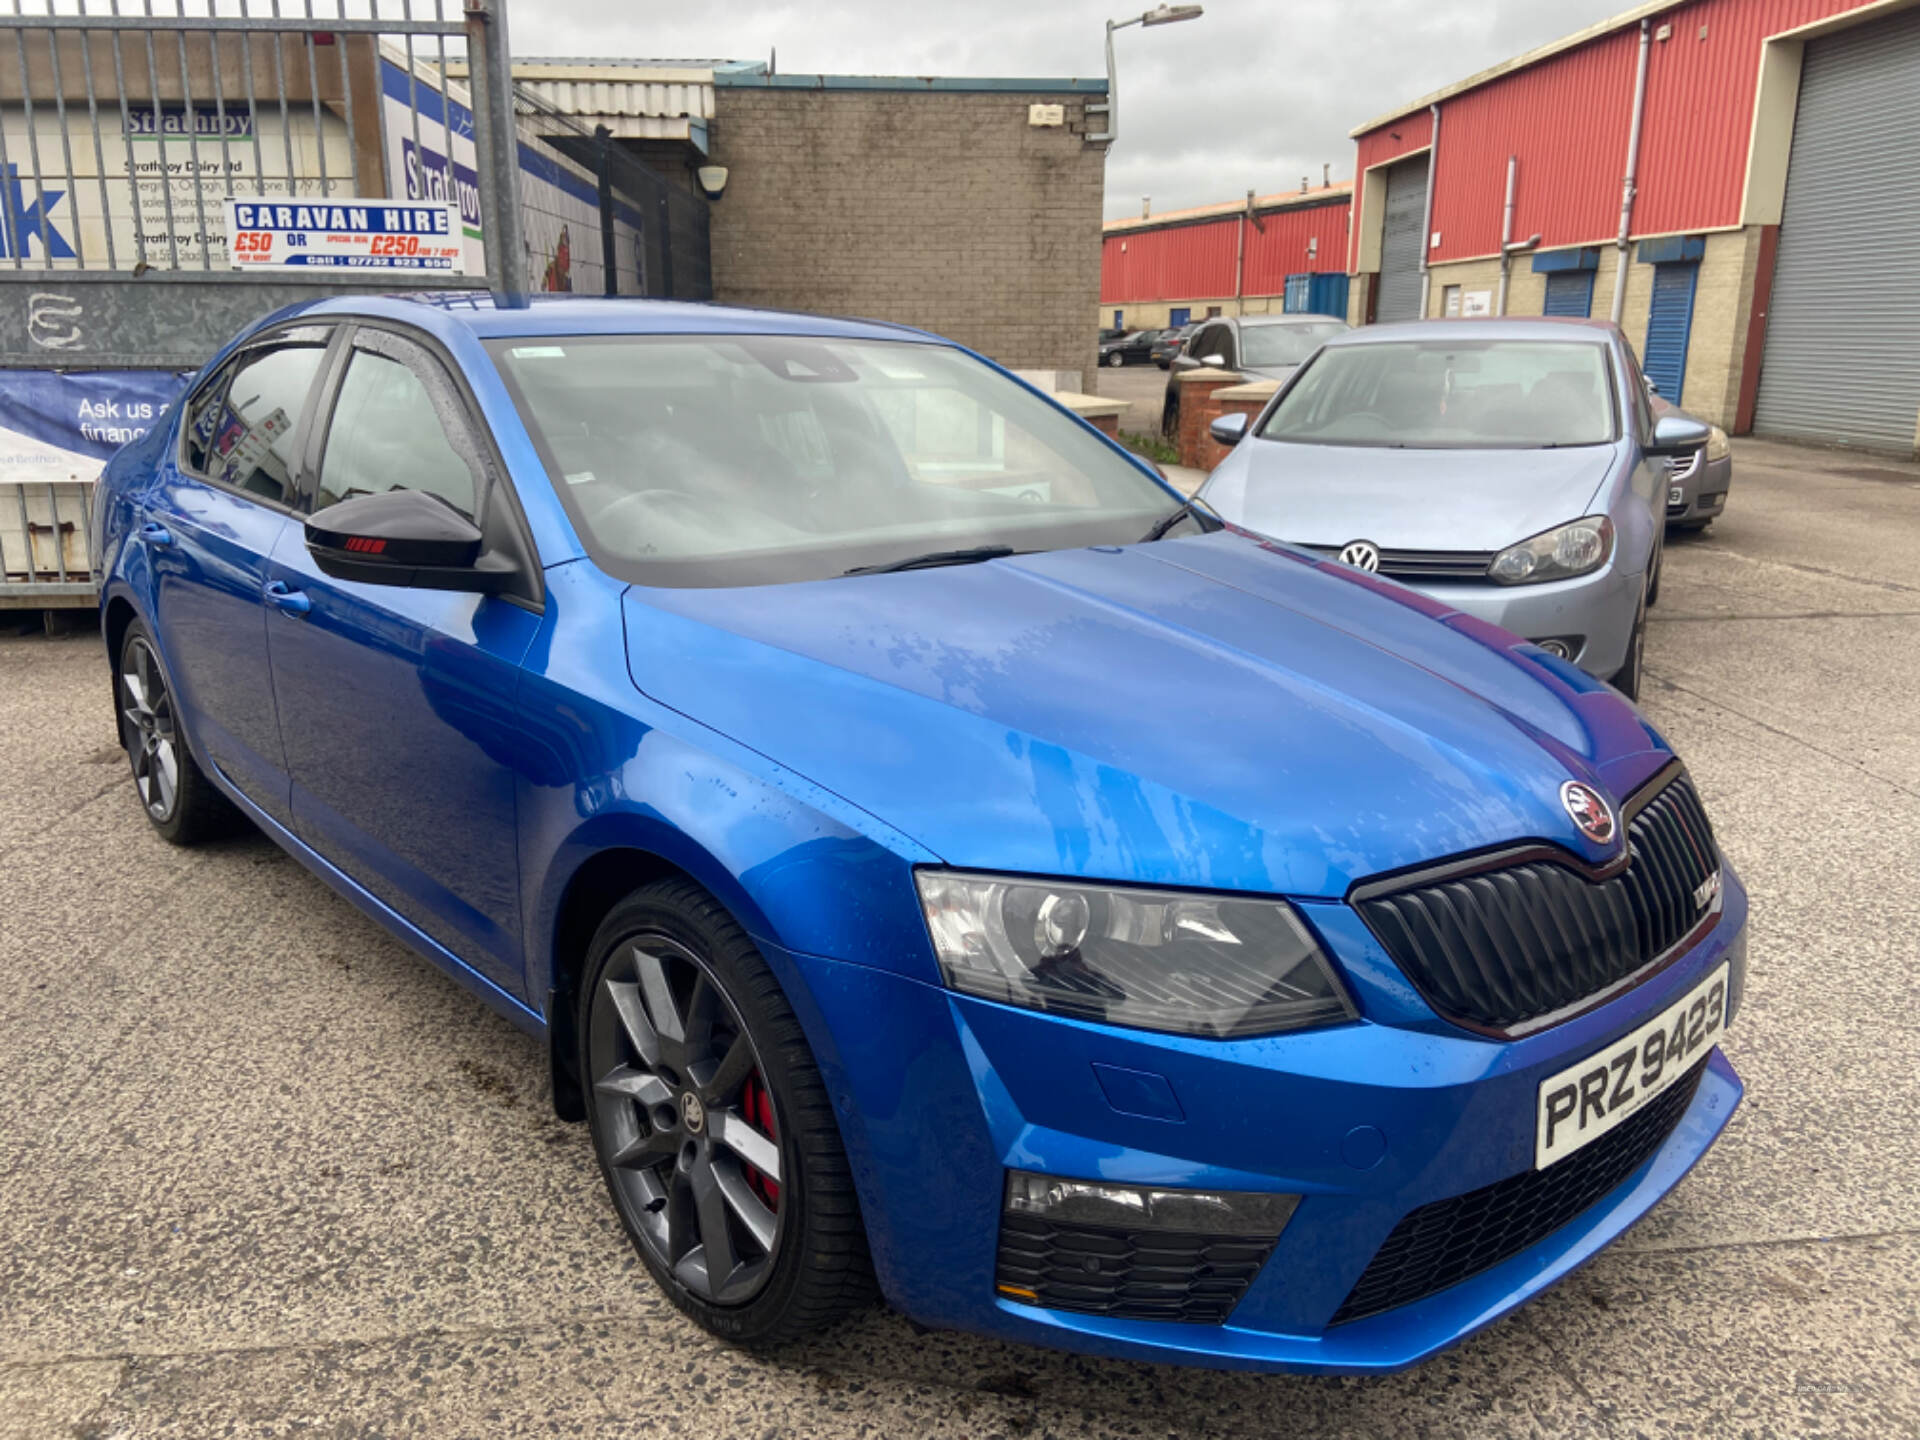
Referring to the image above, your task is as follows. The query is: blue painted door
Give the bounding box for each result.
[1542,269,1595,317]
[1169,307,1190,327]
[264,329,539,997]
[143,329,332,826]
[1642,262,1698,403]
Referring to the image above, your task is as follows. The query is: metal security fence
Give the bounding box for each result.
[512,84,711,301]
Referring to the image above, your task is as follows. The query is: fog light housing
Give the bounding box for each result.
[996,1171,1299,1322]
[1533,636,1581,660]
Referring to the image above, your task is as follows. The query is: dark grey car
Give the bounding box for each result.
[1161,314,1348,436]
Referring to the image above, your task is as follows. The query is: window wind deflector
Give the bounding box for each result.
[843,545,1016,576]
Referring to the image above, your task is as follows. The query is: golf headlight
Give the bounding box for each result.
[1705,425,1730,462]
[1488,515,1614,586]
[915,871,1355,1038]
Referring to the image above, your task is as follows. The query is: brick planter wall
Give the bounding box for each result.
[1173,371,1245,469]
[1202,381,1281,470]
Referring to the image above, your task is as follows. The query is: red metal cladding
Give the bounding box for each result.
[1243,200,1352,295]
[1100,220,1238,304]
[1349,108,1435,272]
[1351,0,1883,263]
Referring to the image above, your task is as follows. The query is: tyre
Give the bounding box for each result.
[1106,351,1126,368]
[1612,592,1647,702]
[580,879,875,1347]
[1646,538,1663,608]
[116,619,244,844]
[1672,518,1712,533]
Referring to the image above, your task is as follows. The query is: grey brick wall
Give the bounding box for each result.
[708,88,1105,382]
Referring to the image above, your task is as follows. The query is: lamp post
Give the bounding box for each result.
[1088,5,1203,146]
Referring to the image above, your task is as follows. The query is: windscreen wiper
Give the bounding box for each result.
[844,545,1017,576]
[1139,494,1226,544]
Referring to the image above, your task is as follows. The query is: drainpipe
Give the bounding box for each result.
[1496,154,1517,315]
[1416,103,1440,317]
[1234,188,1252,316]
[1611,18,1653,323]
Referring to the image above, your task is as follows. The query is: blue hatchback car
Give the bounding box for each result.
[93,295,1745,1373]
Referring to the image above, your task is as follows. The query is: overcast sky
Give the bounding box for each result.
[507,0,1632,219]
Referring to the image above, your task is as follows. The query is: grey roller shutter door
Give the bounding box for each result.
[1375,155,1429,324]
[1754,7,1920,452]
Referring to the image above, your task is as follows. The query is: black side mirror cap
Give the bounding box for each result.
[1647,412,1712,456]
[305,489,514,594]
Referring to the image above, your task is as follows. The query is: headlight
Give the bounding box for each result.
[1705,425,1730,462]
[1488,515,1614,586]
[914,870,1355,1038]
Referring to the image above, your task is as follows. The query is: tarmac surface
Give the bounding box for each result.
[2,437,1917,1438]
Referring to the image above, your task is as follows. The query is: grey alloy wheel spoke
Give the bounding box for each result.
[712,1154,778,1252]
[632,944,688,1055]
[680,1150,739,1297]
[150,739,177,814]
[594,1065,672,1108]
[711,1108,781,1184]
[698,1033,754,1107]
[603,978,662,1069]
[606,1126,680,1171]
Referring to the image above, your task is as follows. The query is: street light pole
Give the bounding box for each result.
[1087,5,1203,146]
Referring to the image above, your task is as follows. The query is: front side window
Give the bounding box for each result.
[202,344,327,504]
[489,334,1179,588]
[318,348,479,518]
[1239,321,1346,369]
[1259,339,1618,449]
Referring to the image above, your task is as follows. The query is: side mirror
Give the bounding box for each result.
[1209,411,1250,446]
[1643,375,1659,395]
[1647,412,1712,456]
[305,489,515,593]
[1200,353,1227,369]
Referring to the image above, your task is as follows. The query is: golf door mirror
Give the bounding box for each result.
[305,489,513,593]
[1209,412,1250,446]
[1647,413,1712,456]
[1200,353,1227,369]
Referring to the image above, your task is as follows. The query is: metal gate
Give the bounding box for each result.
[1642,262,1698,405]
[1375,154,1428,324]
[1754,7,1920,453]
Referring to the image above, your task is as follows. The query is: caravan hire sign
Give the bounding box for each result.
[223,198,467,272]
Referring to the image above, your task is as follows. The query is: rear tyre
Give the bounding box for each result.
[580,879,876,1347]
[1612,593,1647,702]
[117,620,244,845]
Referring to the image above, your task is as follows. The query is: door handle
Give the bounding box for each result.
[139,521,173,547]
[263,580,311,616]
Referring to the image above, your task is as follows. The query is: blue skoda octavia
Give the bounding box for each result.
[92,295,1745,1372]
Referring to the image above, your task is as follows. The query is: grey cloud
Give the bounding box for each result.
[509,0,1628,219]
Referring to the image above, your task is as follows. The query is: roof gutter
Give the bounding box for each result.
[1611,18,1653,324]
[1416,103,1440,319]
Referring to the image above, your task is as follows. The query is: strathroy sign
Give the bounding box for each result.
[222,198,467,272]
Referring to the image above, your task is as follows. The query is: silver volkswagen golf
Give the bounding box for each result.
[1199,318,1711,699]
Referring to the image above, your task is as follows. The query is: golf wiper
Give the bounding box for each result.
[1139,495,1226,543]
[844,545,1016,576]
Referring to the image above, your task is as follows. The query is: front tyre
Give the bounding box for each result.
[581,879,875,1347]
[1612,590,1647,702]
[1106,351,1126,367]
[117,619,243,845]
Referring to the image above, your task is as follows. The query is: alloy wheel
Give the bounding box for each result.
[121,636,180,820]
[588,933,785,1306]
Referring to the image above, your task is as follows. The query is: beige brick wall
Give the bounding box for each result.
[1387,231,1763,427]
[709,89,1106,380]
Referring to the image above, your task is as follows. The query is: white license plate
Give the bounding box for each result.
[1535,963,1728,1169]
[1669,484,1686,506]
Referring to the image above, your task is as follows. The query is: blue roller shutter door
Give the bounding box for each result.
[1642,262,1699,404]
[1542,269,1595,317]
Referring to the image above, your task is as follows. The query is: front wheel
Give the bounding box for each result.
[117,619,243,844]
[1106,351,1126,368]
[1612,592,1647,702]
[581,879,875,1347]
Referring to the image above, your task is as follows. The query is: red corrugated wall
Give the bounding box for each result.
[1347,108,1434,272]
[1354,0,1880,264]
[1101,198,1350,304]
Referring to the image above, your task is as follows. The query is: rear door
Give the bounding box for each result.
[263,324,543,997]
[143,325,335,824]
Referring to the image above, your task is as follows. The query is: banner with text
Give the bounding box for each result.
[223,198,466,271]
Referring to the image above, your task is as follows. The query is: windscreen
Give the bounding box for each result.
[1259,339,1617,448]
[1239,321,1347,369]
[488,335,1180,588]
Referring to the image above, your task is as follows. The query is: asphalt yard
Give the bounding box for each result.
[2,438,1917,1438]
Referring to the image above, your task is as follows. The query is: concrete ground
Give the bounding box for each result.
[3,438,1918,1438]
[1093,359,1173,438]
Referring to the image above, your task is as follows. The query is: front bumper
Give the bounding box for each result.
[1411,557,1642,682]
[1667,451,1733,526]
[779,867,1747,1373]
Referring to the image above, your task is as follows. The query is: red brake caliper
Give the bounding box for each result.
[741,1069,781,1208]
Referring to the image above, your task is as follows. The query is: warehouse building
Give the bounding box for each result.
[1099,183,1353,333]
[1345,0,1920,453]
